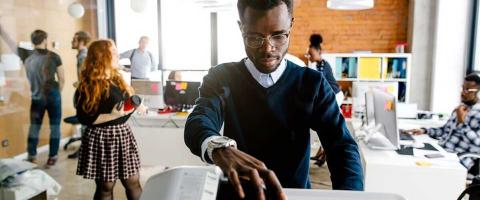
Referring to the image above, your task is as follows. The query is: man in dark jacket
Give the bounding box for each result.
[184,0,364,199]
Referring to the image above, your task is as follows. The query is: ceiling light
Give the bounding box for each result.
[327,0,374,10]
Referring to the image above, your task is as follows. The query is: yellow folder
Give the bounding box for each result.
[358,57,381,80]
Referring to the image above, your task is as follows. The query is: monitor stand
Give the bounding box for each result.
[365,131,397,150]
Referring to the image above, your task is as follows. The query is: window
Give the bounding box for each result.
[114,0,159,69]
[161,0,211,70]
[217,10,246,63]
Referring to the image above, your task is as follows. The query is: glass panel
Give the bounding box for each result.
[217,10,246,64]
[0,0,98,157]
[161,0,211,70]
[114,0,159,69]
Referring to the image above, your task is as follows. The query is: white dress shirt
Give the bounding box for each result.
[200,58,287,162]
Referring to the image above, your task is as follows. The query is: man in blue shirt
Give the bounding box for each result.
[409,74,480,174]
[184,0,363,199]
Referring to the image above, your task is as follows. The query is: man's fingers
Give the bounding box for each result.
[259,169,287,200]
[249,169,266,200]
[228,170,245,199]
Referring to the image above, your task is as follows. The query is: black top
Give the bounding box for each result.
[316,60,340,94]
[75,85,132,127]
[185,59,363,190]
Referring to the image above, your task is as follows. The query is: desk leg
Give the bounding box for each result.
[161,118,180,128]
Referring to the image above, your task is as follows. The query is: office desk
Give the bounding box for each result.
[348,119,467,200]
[129,112,204,167]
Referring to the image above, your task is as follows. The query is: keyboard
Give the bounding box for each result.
[400,131,414,141]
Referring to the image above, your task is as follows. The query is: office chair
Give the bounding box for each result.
[63,116,82,158]
[459,153,480,182]
[455,153,480,200]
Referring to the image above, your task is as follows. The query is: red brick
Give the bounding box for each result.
[290,0,409,54]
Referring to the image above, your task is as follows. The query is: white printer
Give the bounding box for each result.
[140,166,405,200]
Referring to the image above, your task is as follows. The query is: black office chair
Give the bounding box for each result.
[457,153,480,200]
[459,153,480,182]
[63,115,82,158]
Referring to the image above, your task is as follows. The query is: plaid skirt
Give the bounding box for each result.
[76,123,141,182]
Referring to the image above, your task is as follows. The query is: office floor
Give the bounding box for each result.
[38,145,331,200]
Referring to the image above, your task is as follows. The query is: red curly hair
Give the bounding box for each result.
[77,40,133,114]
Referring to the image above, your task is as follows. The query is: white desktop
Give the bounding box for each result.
[349,89,467,200]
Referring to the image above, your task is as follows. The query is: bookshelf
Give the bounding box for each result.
[322,53,411,116]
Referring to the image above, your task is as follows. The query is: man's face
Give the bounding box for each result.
[307,47,321,62]
[240,3,292,73]
[139,38,149,50]
[71,35,79,49]
[461,81,479,104]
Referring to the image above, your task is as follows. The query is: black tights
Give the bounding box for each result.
[94,175,142,200]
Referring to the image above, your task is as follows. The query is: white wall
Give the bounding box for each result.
[408,0,437,110]
[430,0,472,113]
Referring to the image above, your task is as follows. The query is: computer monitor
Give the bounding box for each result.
[164,81,201,108]
[371,88,400,149]
[364,90,375,126]
[131,80,164,109]
[352,82,398,113]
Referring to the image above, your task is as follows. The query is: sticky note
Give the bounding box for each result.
[415,161,432,167]
[385,100,394,111]
[181,82,188,90]
[175,83,182,90]
[151,84,158,93]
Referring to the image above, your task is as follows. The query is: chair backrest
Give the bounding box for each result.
[457,177,480,200]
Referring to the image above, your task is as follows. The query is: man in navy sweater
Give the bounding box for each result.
[184,0,364,199]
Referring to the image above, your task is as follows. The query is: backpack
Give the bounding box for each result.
[124,49,136,69]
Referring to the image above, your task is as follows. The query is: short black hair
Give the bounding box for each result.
[75,31,91,45]
[465,73,480,87]
[237,0,293,22]
[31,29,47,45]
[309,34,323,50]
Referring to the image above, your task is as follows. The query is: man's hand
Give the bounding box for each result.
[403,129,425,135]
[212,147,288,200]
[456,105,468,124]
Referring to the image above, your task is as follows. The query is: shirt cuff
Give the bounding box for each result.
[201,135,223,164]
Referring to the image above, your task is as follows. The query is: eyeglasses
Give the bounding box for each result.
[243,32,290,48]
[461,88,479,93]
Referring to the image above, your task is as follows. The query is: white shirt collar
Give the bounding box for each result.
[244,58,286,88]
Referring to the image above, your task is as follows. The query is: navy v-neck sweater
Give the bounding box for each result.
[185,59,363,190]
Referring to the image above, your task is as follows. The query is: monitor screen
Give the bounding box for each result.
[364,90,375,126]
[164,81,201,106]
[371,88,400,149]
[352,82,398,113]
[131,80,162,95]
[131,80,164,108]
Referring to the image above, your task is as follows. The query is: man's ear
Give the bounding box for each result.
[290,17,295,28]
[237,20,242,32]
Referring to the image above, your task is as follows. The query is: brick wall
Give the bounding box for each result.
[288,0,409,60]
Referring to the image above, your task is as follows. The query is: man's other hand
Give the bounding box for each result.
[212,147,288,200]
[456,105,468,124]
[404,129,425,135]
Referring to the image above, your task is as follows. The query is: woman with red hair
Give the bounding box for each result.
[75,40,144,200]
